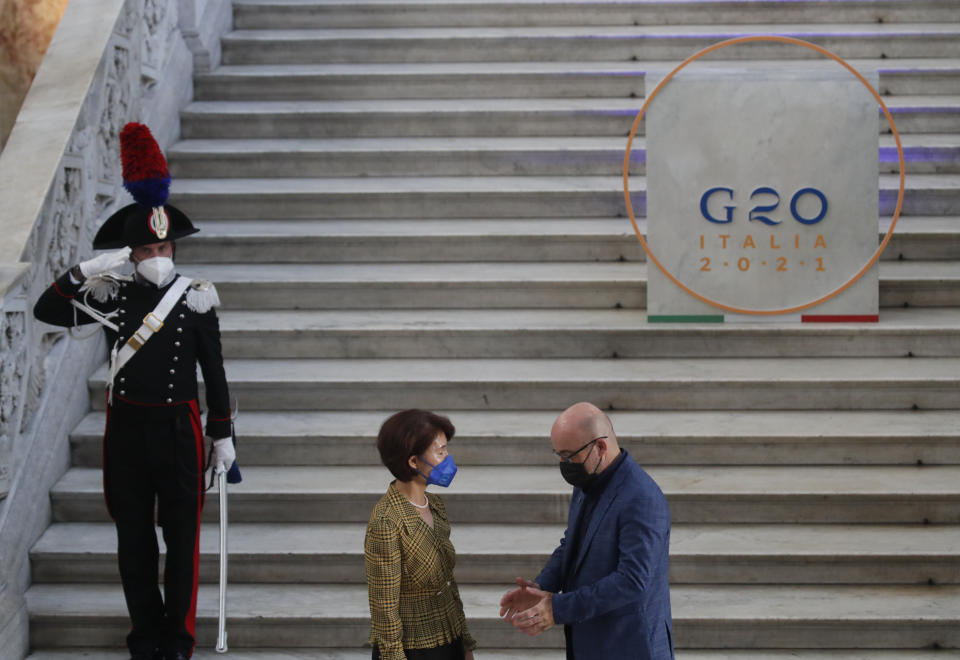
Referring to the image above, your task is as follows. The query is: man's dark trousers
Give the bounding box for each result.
[105,398,206,658]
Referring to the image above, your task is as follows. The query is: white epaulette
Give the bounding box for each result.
[185,279,220,313]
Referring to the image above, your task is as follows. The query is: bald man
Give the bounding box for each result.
[500,402,674,660]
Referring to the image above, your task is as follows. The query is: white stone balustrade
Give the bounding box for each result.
[0,0,231,656]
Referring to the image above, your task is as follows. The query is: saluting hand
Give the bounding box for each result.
[79,247,131,278]
[510,585,554,637]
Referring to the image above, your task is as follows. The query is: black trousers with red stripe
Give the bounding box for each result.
[104,399,206,658]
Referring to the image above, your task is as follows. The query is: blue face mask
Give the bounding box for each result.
[417,455,458,488]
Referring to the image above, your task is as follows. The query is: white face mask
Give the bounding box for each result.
[136,256,175,286]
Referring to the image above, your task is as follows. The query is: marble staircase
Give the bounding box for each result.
[26,1,960,658]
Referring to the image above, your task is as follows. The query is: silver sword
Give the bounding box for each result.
[216,468,228,653]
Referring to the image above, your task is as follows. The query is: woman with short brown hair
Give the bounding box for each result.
[365,409,477,660]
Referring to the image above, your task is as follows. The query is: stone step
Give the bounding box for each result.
[195,61,648,101]
[880,135,960,174]
[179,96,960,138]
[30,521,960,585]
[23,652,960,660]
[117,261,960,309]
[167,134,960,177]
[50,465,960,524]
[172,174,960,220]
[25,582,960,648]
[88,355,960,412]
[168,136,653,178]
[67,303,960,362]
[178,218,647,262]
[184,261,645,309]
[193,59,960,101]
[69,408,960,468]
[175,217,960,264]
[233,0,960,30]
[184,307,960,359]
[176,97,665,138]
[219,24,960,66]
[171,173,646,219]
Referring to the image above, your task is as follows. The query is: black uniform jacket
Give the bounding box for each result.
[33,269,232,439]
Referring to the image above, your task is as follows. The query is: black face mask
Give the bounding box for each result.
[559,446,601,489]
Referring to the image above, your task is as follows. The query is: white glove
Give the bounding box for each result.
[211,437,236,474]
[79,247,131,278]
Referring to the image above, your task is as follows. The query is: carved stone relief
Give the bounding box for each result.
[117,0,139,41]
[142,0,173,87]
[0,306,27,497]
[0,311,26,430]
[46,166,84,275]
[98,43,133,180]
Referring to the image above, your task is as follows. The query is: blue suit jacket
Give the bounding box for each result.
[535,451,674,660]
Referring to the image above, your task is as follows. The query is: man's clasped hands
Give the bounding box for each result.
[499,577,556,637]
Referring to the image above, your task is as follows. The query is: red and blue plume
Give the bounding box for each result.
[119,122,170,208]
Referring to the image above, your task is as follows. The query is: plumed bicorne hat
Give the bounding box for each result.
[93,122,199,249]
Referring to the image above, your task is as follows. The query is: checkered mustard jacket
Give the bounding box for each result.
[365,482,477,660]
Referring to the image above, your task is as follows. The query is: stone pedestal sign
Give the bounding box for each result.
[645,63,880,321]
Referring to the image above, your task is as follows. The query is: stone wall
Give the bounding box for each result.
[0,0,232,656]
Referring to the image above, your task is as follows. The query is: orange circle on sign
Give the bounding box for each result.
[623,35,906,316]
